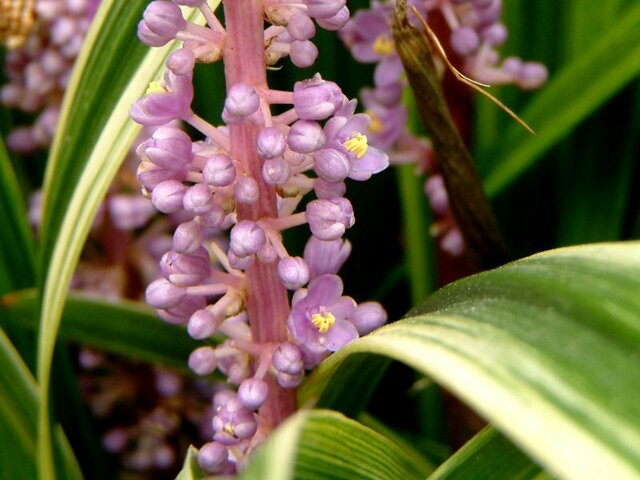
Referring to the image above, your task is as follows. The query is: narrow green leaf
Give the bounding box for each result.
[0,329,82,480]
[428,425,543,480]
[175,446,205,480]
[240,410,431,480]
[36,3,208,478]
[484,3,640,197]
[3,289,200,372]
[302,242,640,479]
[0,135,35,294]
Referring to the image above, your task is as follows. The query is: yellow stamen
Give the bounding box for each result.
[372,35,395,56]
[146,81,167,95]
[223,424,237,438]
[343,133,369,159]
[365,110,384,135]
[311,312,336,334]
[0,0,36,49]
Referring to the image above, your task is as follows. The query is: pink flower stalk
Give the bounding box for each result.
[131,0,389,472]
[340,0,548,257]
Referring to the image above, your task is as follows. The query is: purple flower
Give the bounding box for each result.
[287,274,358,360]
[306,197,355,241]
[130,71,194,126]
[212,397,257,445]
[317,109,389,181]
[293,75,345,121]
[360,88,407,151]
[140,1,187,46]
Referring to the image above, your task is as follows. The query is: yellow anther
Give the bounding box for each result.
[311,312,336,334]
[0,0,36,49]
[365,110,384,135]
[372,35,395,56]
[146,81,167,95]
[223,424,237,437]
[343,133,369,159]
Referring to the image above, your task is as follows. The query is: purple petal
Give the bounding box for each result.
[328,296,357,321]
[306,274,344,306]
[323,320,358,351]
[349,145,389,181]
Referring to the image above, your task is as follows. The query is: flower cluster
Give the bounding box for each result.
[79,348,214,475]
[131,0,388,473]
[340,0,548,257]
[0,0,100,153]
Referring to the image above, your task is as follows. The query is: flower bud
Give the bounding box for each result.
[222,82,260,123]
[288,120,325,153]
[197,442,228,474]
[276,371,304,389]
[229,220,266,257]
[518,62,548,90]
[151,180,187,213]
[350,302,387,335]
[141,126,193,169]
[145,278,186,309]
[272,342,304,375]
[293,75,344,121]
[306,0,346,19]
[262,157,290,185]
[290,40,318,68]
[183,183,214,214]
[288,12,315,40]
[306,197,355,241]
[108,195,155,230]
[256,127,286,159]
[202,153,236,186]
[137,161,184,190]
[189,346,217,375]
[313,148,350,182]
[199,203,227,228]
[160,248,210,286]
[188,309,218,339]
[440,228,465,256]
[142,1,186,41]
[233,176,259,204]
[237,378,269,410]
[278,256,310,289]
[173,221,203,253]
[316,6,350,31]
[450,27,480,56]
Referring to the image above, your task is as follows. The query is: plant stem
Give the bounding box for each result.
[221,0,297,430]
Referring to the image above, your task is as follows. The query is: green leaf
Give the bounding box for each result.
[3,289,200,372]
[0,329,82,480]
[302,242,640,479]
[175,446,206,480]
[35,2,209,477]
[240,410,432,480]
[0,135,36,294]
[483,3,640,197]
[428,425,543,480]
